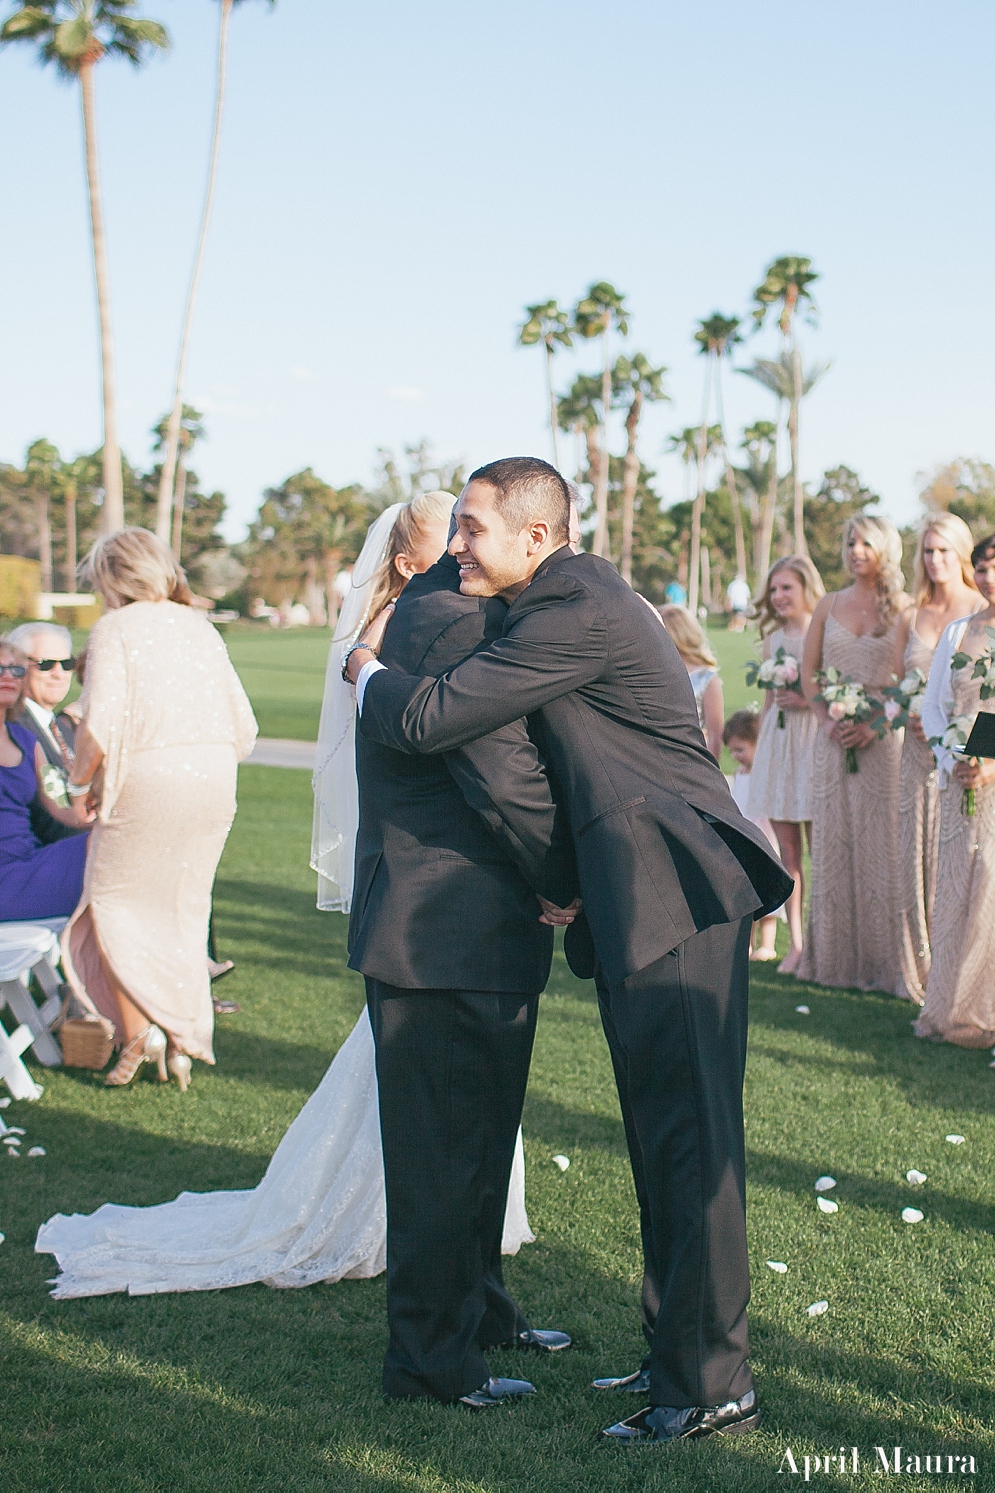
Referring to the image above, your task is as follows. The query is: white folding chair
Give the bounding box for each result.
[0,918,68,1098]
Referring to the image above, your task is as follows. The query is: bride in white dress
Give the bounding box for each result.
[37,497,535,1298]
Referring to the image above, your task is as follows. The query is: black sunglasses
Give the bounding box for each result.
[0,664,26,678]
[28,657,77,672]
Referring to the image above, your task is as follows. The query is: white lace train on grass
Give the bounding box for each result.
[36,1007,535,1298]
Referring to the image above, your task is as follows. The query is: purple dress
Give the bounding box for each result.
[0,722,88,921]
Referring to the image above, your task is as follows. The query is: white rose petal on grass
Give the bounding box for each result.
[26,1147,45,1158]
[766,1261,788,1273]
[817,1198,839,1214]
[806,1301,829,1317]
[794,1005,810,1015]
[552,1155,570,1171]
[814,1176,836,1192]
[0,1097,10,1108]
[0,1231,5,1244]
[906,1170,927,1185]
[946,1135,965,1145]
[902,1207,924,1224]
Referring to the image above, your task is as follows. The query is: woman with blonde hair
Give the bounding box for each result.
[60,528,258,1089]
[311,490,454,911]
[746,555,825,973]
[659,604,723,760]
[799,514,911,991]
[891,513,983,1002]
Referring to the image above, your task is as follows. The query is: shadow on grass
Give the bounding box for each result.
[749,966,995,1118]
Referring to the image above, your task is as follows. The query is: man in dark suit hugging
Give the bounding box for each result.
[348,457,792,1446]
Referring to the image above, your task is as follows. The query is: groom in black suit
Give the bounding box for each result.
[348,548,577,1408]
[349,457,793,1445]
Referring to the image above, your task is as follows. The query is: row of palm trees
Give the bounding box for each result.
[518,257,829,606]
[1,0,272,543]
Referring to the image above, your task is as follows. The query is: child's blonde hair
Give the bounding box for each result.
[659,604,717,668]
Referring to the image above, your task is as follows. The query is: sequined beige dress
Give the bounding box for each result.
[798,612,903,992]
[62,601,258,1062]
[915,622,995,1047]
[895,622,939,1003]
[746,627,818,822]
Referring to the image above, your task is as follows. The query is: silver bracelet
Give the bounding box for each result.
[341,642,375,684]
[66,780,93,797]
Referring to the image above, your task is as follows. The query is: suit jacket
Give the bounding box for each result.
[15,705,87,845]
[348,554,577,994]
[360,548,793,989]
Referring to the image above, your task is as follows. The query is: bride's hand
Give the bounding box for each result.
[360,604,395,654]
[538,895,582,926]
[344,604,396,684]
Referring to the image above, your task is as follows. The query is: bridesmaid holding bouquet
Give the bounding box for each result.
[746,556,825,973]
[799,516,911,992]
[916,532,995,1048]
[890,514,982,1003]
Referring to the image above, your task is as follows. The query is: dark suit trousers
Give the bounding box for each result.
[365,981,539,1402]
[596,916,753,1410]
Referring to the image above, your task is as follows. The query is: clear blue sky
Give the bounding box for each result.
[1,0,993,542]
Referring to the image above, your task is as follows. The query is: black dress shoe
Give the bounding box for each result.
[600,1390,760,1443]
[459,1377,536,1409]
[499,1328,571,1353]
[591,1367,651,1394]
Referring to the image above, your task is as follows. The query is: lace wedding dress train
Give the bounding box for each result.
[36,1008,535,1298]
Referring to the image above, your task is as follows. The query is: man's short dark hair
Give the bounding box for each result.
[468,457,570,543]
[971,532,995,567]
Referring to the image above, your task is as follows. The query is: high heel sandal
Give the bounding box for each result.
[167,1053,192,1092]
[104,1026,168,1087]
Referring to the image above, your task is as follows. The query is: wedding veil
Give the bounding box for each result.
[310,503,405,911]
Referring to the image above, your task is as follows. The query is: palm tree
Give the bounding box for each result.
[573,282,629,557]
[738,421,778,581]
[153,405,205,560]
[750,255,821,554]
[517,299,572,469]
[2,2,169,534]
[668,423,721,615]
[694,314,748,583]
[24,439,62,592]
[156,0,275,545]
[611,354,668,584]
[739,352,829,561]
[557,373,604,509]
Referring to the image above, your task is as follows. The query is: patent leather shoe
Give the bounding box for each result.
[600,1389,760,1443]
[591,1366,651,1394]
[499,1328,571,1353]
[459,1377,536,1409]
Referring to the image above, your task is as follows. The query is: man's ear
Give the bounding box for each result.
[525,520,552,554]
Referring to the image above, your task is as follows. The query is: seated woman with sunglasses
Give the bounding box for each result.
[0,638,92,922]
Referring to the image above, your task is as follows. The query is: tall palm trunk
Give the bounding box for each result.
[789,347,807,555]
[35,495,53,592]
[592,335,611,557]
[688,359,713,616]
[544,342,561,470]
[79,59,123,533]
[619,391,642,585]
[700,544,712,609]
[323,548,343,629]
[157,0,232,542]
[757,402,781,581]
[64,481,78,590]
[713,359,748,583]
[170,456,188,559]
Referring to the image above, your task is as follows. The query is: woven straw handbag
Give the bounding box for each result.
[55,1000,116,1071]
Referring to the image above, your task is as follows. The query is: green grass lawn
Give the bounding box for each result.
[2,627,993,1491]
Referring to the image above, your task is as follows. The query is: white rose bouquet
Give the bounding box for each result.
[928,714,978,816]
[745,646,802,728]
[881,667,928,730]
[813,667,882,773]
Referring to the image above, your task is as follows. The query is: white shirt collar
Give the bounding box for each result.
[23,697,55,730]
